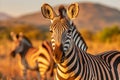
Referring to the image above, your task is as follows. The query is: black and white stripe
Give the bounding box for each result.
[71,25,87,51]
[50,19,88,52]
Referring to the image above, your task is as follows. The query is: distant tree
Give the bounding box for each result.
[0,27,10,39]
[0,24,50,40]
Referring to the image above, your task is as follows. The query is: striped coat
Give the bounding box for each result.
[54,28,120,80]
[10,32,55,80]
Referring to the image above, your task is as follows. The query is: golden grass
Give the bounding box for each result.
[0,40,40,80]
[0,39,119,79]
[86,40,120,54]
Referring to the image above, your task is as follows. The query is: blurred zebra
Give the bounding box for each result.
[41,3,120,80]
[10,32,55,80]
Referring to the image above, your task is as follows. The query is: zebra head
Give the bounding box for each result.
[41,3,79,50]
[10,32,32,57]
[49,27,74,63]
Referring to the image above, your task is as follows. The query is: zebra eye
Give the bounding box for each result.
[68,29,71,34]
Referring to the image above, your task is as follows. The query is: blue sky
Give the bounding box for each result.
[0,0,120,17]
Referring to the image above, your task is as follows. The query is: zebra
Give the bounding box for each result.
[10,32,55,80]
[41,3,120,80]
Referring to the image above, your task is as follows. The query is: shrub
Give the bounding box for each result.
[95,25,120,42]
[0,24,50,40]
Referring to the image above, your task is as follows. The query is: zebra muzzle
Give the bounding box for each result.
[60,44,66,63]
[53,43,64,63]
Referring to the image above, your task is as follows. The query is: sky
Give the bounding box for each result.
[0,0,120,17]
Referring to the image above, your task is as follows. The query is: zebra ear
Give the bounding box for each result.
[10,32,17,41]
[41,3,56,20]
[67,3,79,19]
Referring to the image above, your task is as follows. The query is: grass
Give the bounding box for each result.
[86,40,120,54]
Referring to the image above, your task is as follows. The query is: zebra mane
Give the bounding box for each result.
[22,36,33,47]
[16,34,32,47]
[71,22,88,51]
[58,5,66,18]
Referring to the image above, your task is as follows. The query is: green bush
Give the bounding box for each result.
[96,25,120,42]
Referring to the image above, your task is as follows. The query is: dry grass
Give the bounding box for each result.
[0,39,119,80]
[0,40,39,80]
[86,40,120,54]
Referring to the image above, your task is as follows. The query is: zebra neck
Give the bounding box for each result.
[55,45,83,79]
[71,25,88,51]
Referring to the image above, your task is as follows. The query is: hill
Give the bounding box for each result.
[0,12,13,21]
[0,2,120,31]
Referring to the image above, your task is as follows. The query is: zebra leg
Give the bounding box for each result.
[37,71,41,80]
[23,69,27,80]
[118,63,120,79]
[48,60,55,80]
[49,61,54,77]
